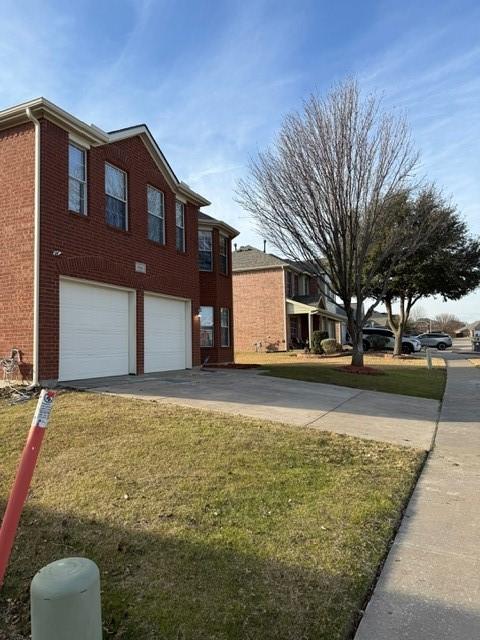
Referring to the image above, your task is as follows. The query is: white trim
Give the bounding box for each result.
[68,132,91,150]
[25,107,40,386]
[175,194,187,204]
[198,218,239,238]
[0,97,210,206]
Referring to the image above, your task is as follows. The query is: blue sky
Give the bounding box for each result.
[1,0,479,321]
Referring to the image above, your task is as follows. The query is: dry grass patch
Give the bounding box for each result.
[0,393,423,640]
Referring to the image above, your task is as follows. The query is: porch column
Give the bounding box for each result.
[308,312,313,348]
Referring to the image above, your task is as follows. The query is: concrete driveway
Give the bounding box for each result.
[69,368,439,450]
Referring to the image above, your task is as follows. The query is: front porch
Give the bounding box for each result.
[286,298,346,350]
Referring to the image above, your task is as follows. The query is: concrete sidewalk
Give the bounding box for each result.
[355,356,480,639]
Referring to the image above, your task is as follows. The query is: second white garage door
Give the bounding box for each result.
[144,294,191,373]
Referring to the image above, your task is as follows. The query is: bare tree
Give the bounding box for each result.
[237,79,420,367]
[434,313,463,336]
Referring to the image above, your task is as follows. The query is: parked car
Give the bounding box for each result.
[362,328,422,354]
[416,332,453,350]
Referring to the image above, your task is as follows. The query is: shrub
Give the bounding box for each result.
[311,330,329,354]
[320,338,337,355]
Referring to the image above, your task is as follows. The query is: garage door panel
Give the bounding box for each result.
[144,295,188,373]
[59,280,131,381]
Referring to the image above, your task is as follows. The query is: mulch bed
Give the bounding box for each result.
[336,365,384,376]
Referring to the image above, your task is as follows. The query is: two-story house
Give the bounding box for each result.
[0,97,238,384]
[232,245,347,352]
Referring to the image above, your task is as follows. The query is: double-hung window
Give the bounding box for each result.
[220,308,230,347]
[220,235,228,274]
[198,230,213,271]
[105,163,127,230]
[200,306,214,347]
[68,143,87,215]
[147,186,165,244]
[176,201,185,251]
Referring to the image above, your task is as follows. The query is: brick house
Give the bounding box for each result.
[0,97,238,384]
[232,245,347,352]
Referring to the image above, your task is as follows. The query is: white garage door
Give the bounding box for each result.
[59,279,132,381]
[144,294,190,373]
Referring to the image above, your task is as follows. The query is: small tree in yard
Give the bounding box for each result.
[376,188,480,355]
[237,79,425,367]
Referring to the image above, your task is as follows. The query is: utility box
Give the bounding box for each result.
[31,557,102,640]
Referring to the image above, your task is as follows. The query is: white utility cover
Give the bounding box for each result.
[144,295,189,373]
[59,279,131,381]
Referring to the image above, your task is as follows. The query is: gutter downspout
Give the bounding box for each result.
[25,108,40,387]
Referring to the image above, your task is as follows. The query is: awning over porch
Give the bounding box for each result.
[286,298,346,323]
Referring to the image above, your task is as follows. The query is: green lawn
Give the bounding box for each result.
[259,362,446,400]
[0,393,424,640]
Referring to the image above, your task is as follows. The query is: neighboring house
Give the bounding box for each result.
[0,97,238,384]
[455,321,480,338]
[364,311,391,328]
[232,245,347,352]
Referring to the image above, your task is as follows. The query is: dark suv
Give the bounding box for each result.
[416,332,452,350]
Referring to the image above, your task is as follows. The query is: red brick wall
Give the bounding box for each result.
[0,123,35,379]
[38,119,202,380]
[232,268,286,352]
[199,227,234,363]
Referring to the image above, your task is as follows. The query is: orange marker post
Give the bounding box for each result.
[0,390,55,588]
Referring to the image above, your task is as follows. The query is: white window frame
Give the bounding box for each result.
[220,307,230,347]
[220,235,228,275]
[68,143,87,215]
[200,305,214,347]
[147,185,165,244]
[176,201,185,252]
[105,162,128,230]
[198,229,213,271]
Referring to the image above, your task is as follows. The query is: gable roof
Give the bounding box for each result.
[232,245,290,271]
[0,97,210,207]
[198,211,239,238]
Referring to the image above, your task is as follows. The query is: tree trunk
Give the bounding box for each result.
[351,333,364,367]
[347,314,364,367]
[385,295,407,356]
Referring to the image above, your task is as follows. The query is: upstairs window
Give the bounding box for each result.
[147,186,165,244]
[200,306,214,347]
[286,271,293,297]
[220,235,228,274]
[176,201,185,251]
[105,163,127,230]
[303,276,310,296]
[198,230,213,271]
[221,308,230,347]
[68,143,87,215]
